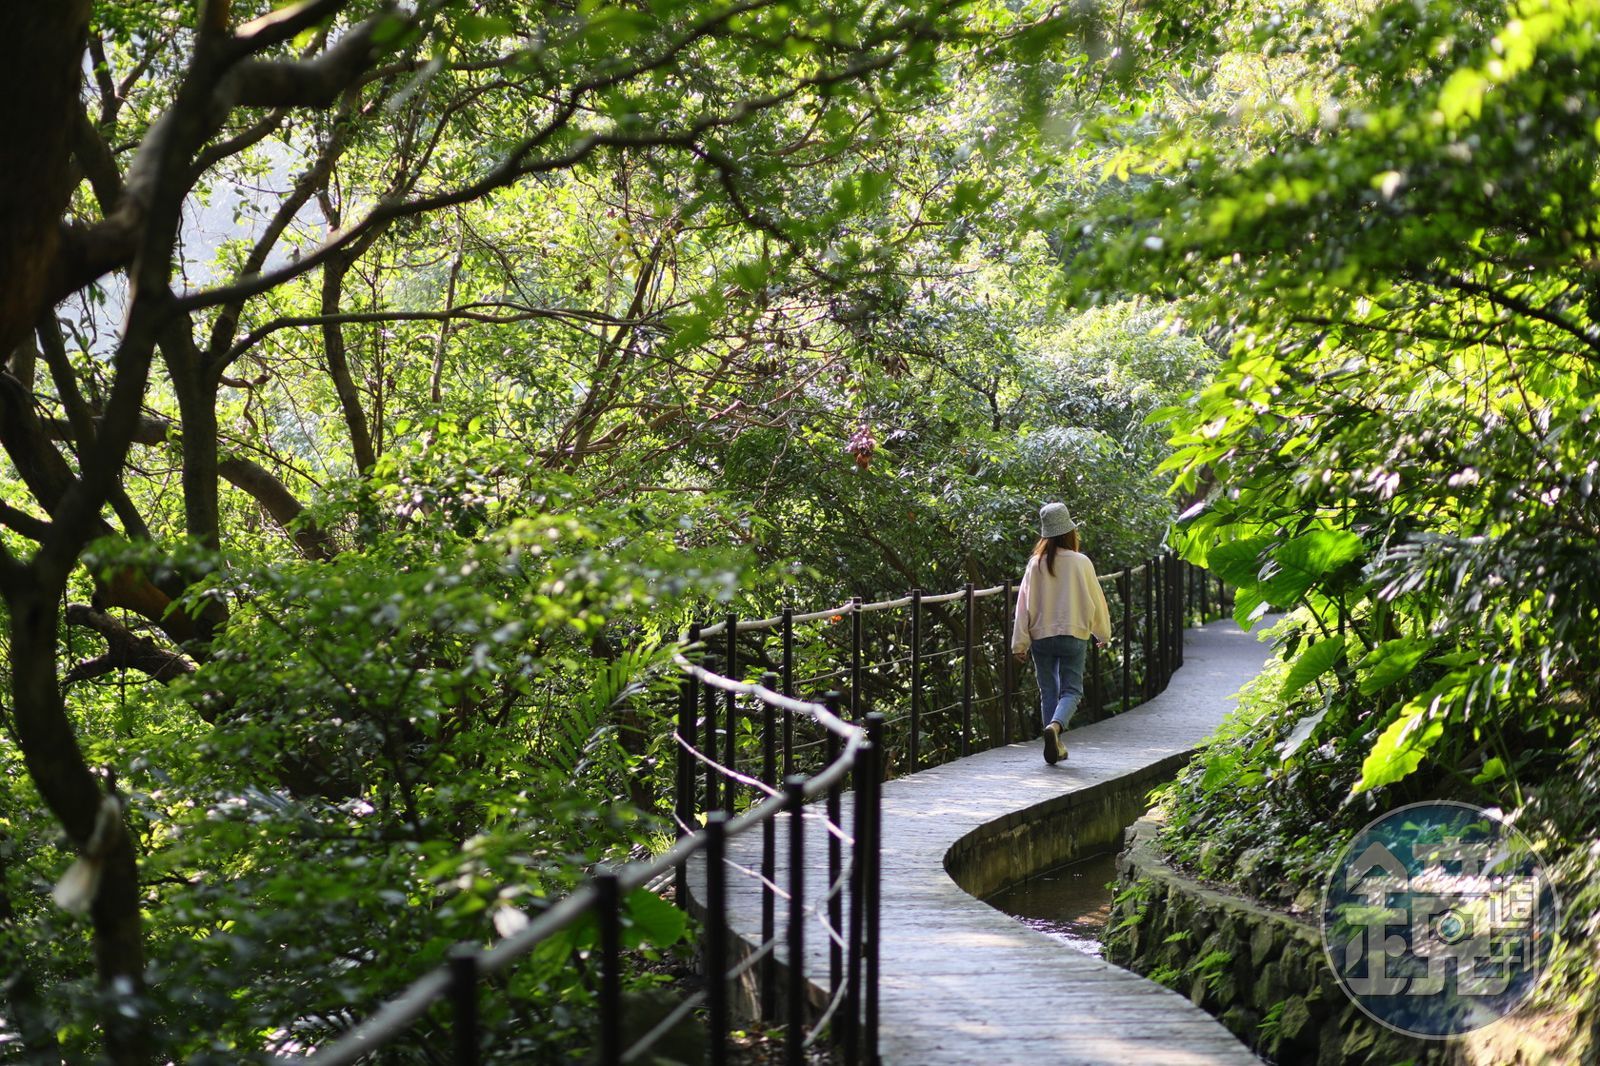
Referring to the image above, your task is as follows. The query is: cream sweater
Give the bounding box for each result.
[1011,550,1112,654]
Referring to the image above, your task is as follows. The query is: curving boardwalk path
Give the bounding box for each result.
[694,618,1275,1065]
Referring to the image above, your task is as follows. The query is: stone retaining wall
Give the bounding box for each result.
[944,751,1191,899]
[1107,815,1584,1066]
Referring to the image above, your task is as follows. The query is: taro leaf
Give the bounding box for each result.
[1200,755,1237,792]
[1209,536,1274,587]
[1280,634,1346,700]
[1232,585,1270,630]
[623,888,686,949]
[1430,650,1481,668]
[1260,530,1364,607]
[1472,757,1507,785]
[1355,702,1442,793]
[1354,672,1469,793]
[1357,637,1435,695]
[1276,705,1329,760]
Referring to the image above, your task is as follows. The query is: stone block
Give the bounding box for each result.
[1316,1023,1347,1066]
[1293,885,1322,912]
[624,988,707,1065]
[1277,994,1315,1045]
[1219,1004,1260,1042]
[1250,921,1281,969]
[1210,971,1240,1010]
[1251,960,1284,1006]
[1339,1019,1378,1062]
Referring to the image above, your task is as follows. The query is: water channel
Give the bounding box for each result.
[985,849,1120,957]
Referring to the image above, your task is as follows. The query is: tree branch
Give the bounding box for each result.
[175,20,929,315]
[63,605,194,685]
[218,455,335,560]
[1428,272,1600,359]
[223,14,382,109]
[223,301,629,365]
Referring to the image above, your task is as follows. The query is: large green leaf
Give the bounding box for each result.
[1232,585,1269,630]
[1259,530,1364,607]
[624,888,686,949]
[1356,637,1435,695]
[1209,536,1274,587]
[1280,634,1346,699]
[1276,705,1330,760]
[1355,702,1443,793]
[1353,672,1469,793]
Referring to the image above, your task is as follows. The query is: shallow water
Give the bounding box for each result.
[985,850,1120,958]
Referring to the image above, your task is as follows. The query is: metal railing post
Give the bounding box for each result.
[760,675,779,1021]
[704,660,719,816]
[824,693,845,1008]
[1186,560,1194,628]
[706,812,730,1066]
[1172,554,1183,671]
[1155,553,1168,692]
[850,597,863,719]
[781,608,795,779]
[1177,550,1190,669]
[844,719,871,1065]
[596,873,622,1066]
[448,945,479,1066]
[909,588,922,771]
[961,582,974,756]
[1119,571,1132,714]
[724,612,738,814]
[1178,558,1187,667]
[674,625,699,904]
[1090,638,1102,717]
[1173,555,1182,667]
[1001,579,1014,743]
[1142,559,1154,700]
[784,777,807,1066]
[864,713,884,1065]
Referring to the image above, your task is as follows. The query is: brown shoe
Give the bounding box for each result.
[1043,722,1063,765]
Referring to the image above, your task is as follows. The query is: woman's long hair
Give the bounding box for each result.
[1033,530,1080,576]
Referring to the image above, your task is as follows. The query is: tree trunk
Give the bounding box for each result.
[5,581,150,1064]
[0,1,91,352]
[322,253,377,473]
[160,319,224,555]
[173,369,222,553]
[429,218,466,405]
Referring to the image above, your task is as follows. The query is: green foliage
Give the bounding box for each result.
[1257,1000,1287,1041]
[1,0,1234,1057]
[1279,634,1344,700]
[1189,949,1233,990]
[1356,637,1435,697]
[1082,0,1600,1021]
[22,483,735,1060]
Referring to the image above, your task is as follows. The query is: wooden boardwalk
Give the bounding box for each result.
[694,618,1275,1065]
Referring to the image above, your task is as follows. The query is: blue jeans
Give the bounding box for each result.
[1031,635,1088,731]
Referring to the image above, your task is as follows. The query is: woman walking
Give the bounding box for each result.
[1011,503,1112,765]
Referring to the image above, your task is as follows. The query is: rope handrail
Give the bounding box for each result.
[695,565,1138,637]
[674,654,859,739]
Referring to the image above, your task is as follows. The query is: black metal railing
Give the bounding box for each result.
[686,553,1231,778]
[279,553,1227,1066]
